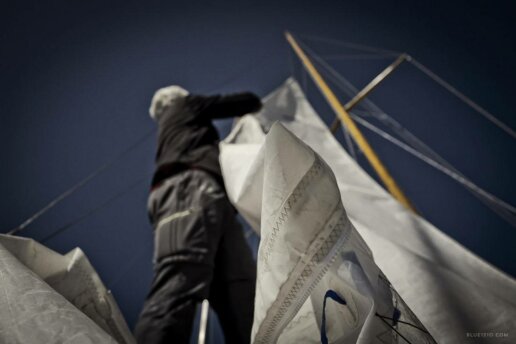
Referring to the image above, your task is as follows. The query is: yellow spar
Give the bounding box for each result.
[285,31,416,213]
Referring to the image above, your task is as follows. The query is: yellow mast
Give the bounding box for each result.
[285,32,416,213]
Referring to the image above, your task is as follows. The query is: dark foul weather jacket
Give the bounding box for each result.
[152,92,262,187]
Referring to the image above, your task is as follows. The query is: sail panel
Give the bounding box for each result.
[221,121,435,343]
[0,234,135,344]
[220,78,516,343]
[0,239,117,343]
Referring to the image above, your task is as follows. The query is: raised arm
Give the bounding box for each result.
[187,92,262,119]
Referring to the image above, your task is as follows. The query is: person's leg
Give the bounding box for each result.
[208,201,257,344]
[135,170,224,344]
[134,260,213,344]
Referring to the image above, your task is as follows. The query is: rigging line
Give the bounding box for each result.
[7,129,154,236]
[321,53,396,60]
[312,53,452,164]
[351,113,516,226]
[298,38,426,159]
[40,176,148,243]
[297,33,401,56]
[41,166,232,244]
[299,41,516,221]
[302,62,309,95]
[350,110,514,212]
[295,57,310,95]
[341,124,358,161]
[288,32,417,212]
[288,46,296,81]
[352,109,388,117]
[292,51,309,95]
[312,54,456,167]
[296,37,367,102]
[301,35,516,153]
[7,55,269,237]
[407,56,516,139]
[375,314,413,344]
[298,38,395,111]
[315,54,516,224]
[375,314,430,334]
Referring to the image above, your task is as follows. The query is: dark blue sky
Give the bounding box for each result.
[2,0,515,330]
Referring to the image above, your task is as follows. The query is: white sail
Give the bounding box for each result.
[0,234,135,344]
[219,78,516,343]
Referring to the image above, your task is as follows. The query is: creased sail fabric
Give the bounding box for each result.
[221,122,435,343]
[219,78,516,343]
[0,234,135,344]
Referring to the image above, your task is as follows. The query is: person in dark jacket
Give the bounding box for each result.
[134,85,260,344]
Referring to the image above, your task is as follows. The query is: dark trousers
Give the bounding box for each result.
[134,169,256,344]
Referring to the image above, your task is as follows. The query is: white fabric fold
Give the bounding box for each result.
[220,78,516,343]
[0,234,135,344]
[222,121,434,343]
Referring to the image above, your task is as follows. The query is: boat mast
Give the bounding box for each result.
[285,32,416,213]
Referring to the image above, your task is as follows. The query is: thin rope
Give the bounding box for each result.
[288,47,296,82]
[407,56,516,139]
[295,38,365,103]
[298,34,401,56]
[8,55,271,237]
[41,170,233,245]
[305,49,458,169]
[375,314,413,344]
[298,34,515,139]
[296,37,516,226]
[351,113,516,226]
[40,176,148,243]
[302,65,309,95]
[319,289,422,344]
[342,125,357,161]
[321,53,395,60]
[375,314,430,334]
[7,129,154,236]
